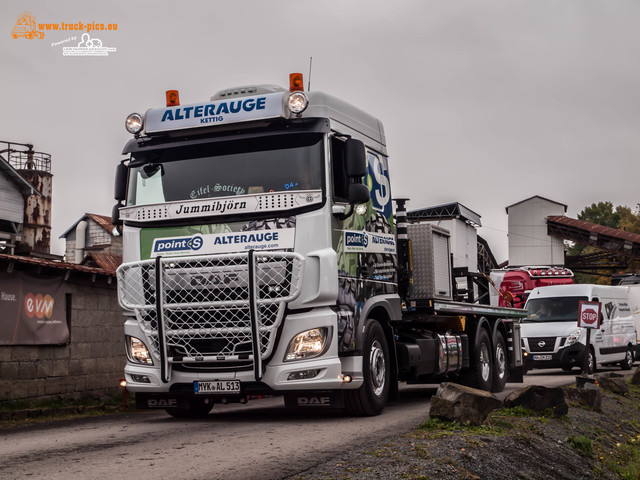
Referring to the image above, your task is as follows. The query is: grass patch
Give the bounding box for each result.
[567,435,593,457]
[411,416,508,442]
[596,433,640,479]
[0,393,124,412]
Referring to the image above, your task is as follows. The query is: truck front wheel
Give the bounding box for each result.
[344,319,390,416]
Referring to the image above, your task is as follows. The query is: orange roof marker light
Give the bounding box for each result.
[166,90,180,107]
[289,73,304,92]
[287,73,308,115]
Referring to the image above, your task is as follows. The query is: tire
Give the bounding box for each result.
[587,348,596,374]
[344,319,390,416]
[165,397,213,418]
[620,347,634,371]
[491,331,508,393]
[464,328,493,391]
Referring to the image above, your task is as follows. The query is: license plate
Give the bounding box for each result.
[533,354,552,361]
[194,380,241,394]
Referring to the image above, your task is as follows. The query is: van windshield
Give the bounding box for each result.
[524,296,588,323]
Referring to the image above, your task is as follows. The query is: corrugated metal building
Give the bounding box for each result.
[60,213,122,264]
[506,196,567,267]
[407,202,481,273]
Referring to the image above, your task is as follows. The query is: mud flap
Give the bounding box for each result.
[508,365,524,383]
[284,391,345,409]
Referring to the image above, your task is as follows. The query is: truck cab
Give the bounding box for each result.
[114,75,526,418]
[495,266,574,308]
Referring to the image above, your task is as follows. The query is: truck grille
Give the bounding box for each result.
[117,252,304,376]
[527,336,557,353]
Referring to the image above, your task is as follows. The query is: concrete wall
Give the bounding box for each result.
[0,277,124,405]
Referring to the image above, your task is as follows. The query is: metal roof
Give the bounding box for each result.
[407,202,482,227]
[0,252,114,277]
[505,195,567,214]
[59,213,116,238]
[547,215,640,259]
[80,253,122,275]
[0,154,41,195]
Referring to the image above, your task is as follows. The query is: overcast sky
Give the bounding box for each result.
[2,0,639,261]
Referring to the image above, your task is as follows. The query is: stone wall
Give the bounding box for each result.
[0,273,125,405]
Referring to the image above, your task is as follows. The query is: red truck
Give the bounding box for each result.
[494,267,574,308]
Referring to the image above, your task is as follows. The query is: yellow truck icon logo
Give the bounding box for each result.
[12,12,44,39]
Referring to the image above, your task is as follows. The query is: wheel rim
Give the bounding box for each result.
[369,340,386,397]
[588,352,594,373]
[495,343,506,380]
[480,343,491,382]
[626,350,633,367]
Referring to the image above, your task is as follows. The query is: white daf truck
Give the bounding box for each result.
[113,74,527,417]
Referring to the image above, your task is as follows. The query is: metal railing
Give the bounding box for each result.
[117,251,304,382]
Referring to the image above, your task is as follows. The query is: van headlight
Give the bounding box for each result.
[565,329,582,346]
[284,328,330,361]
[126,336,154,365]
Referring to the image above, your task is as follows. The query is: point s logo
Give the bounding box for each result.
[153,235,204,254]
[24,293,55,319]
[345,232,368,248]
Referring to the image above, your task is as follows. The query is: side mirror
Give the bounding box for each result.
[345,138,366,178]
[111,202,123,227]
[348,183,370,204]
[114,163,128,202]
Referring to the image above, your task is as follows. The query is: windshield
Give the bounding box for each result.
[127,133,324,206]
[524,296,588,323]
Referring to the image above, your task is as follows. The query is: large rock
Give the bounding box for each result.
[504,385,568,417]
[630,366,640,385]
[429,382,502,426]
[594,372,629,395]
[563,385,602,412]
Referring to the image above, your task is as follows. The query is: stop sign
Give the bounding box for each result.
[578,301,601,329]
[581,309,598,325]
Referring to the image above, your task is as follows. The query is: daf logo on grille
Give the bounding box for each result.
[189,272,239,286]
[538,341,546,348]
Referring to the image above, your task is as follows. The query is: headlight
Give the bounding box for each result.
[125,113,144,134]
[565,329,582,346]
[287,91,308,114]
[284,328,329,361]
[126,336,153,365]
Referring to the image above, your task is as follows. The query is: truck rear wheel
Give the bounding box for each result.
[344,319,390,416]
[491,331,508,393]
[464,328,493,391]
[165,398,213,418]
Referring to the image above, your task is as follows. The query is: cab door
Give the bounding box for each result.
[591,297,610,363]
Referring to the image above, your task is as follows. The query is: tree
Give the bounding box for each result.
[577,201,620,228]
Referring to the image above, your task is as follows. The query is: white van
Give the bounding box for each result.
[521,285,637,373]
[627,285,640,357]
